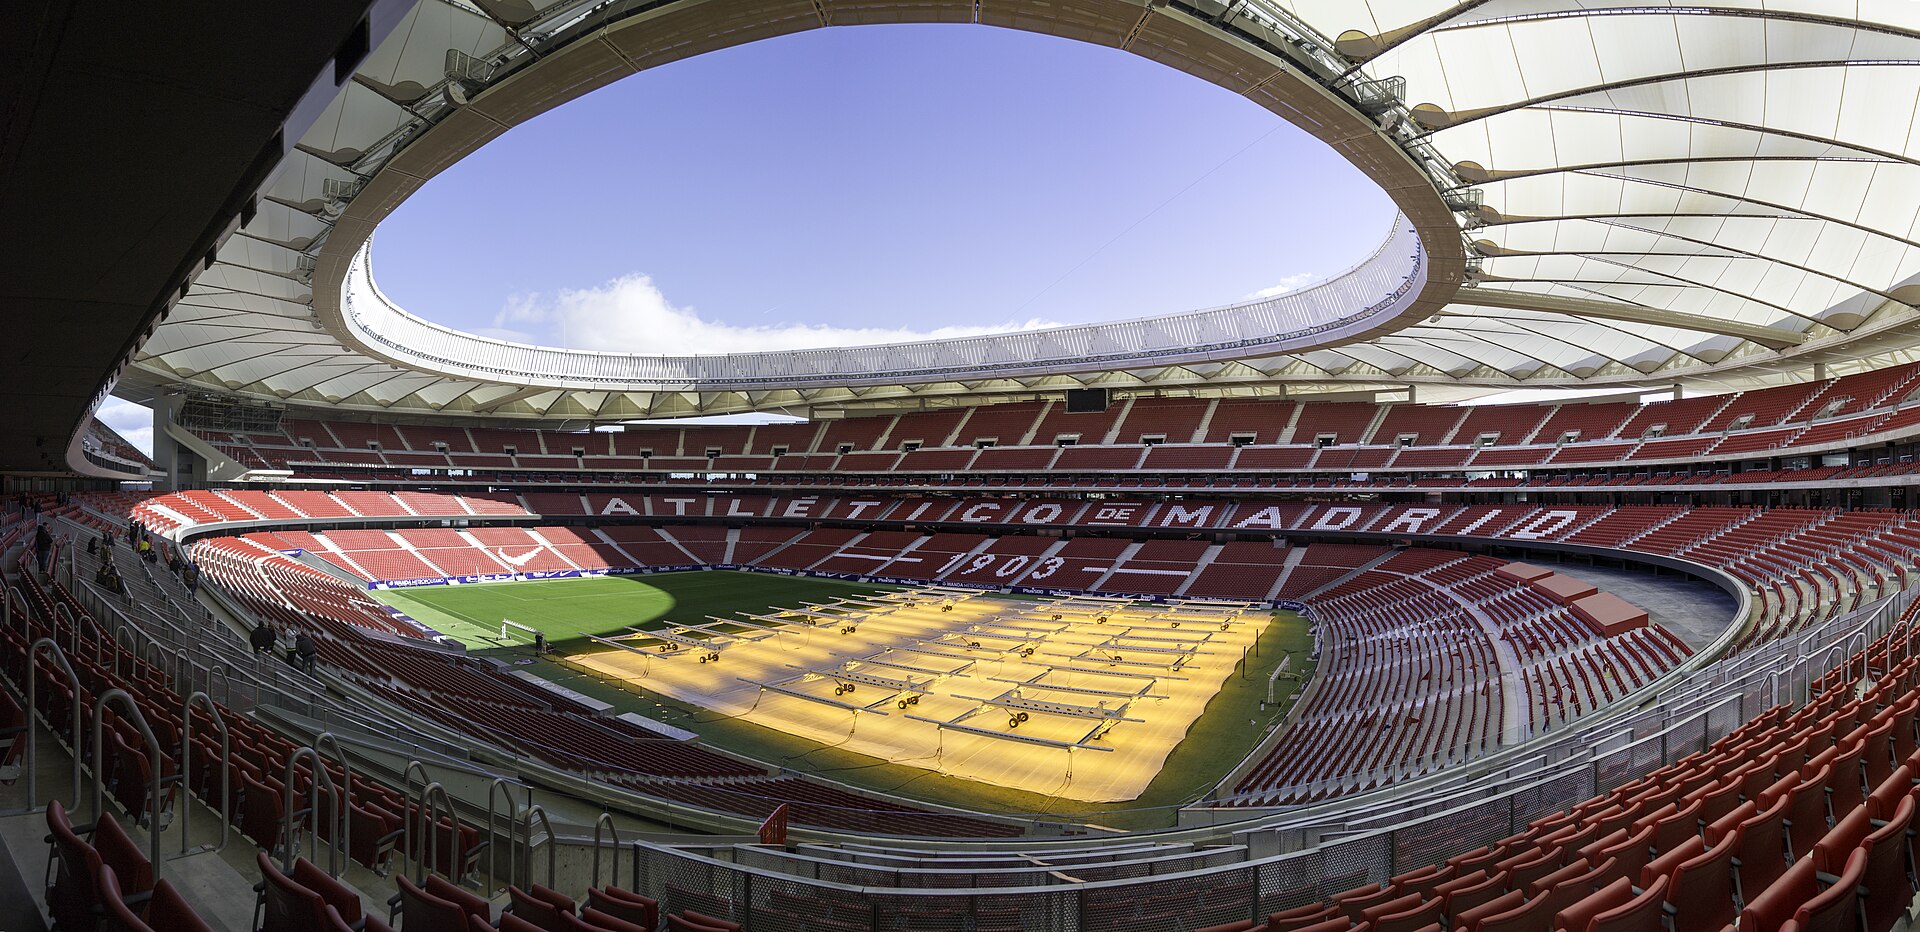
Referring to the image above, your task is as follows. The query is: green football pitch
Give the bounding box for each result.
[370,571,897,651]
[371,570,1315,828]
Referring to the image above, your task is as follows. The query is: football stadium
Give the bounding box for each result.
[8,2,1920,930]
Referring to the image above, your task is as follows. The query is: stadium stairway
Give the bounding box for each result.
[0,517,720,931]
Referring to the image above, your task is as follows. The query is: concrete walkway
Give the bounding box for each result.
[1542,563,1739,652]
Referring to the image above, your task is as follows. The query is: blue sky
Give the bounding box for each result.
[370,23,1395,353]
[108,23,1400,453]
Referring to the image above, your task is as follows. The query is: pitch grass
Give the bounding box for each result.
[371,571,898,652]
[376,572,1316,830]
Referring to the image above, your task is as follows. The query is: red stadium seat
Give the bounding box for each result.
[90,812,153,902]
[580,907,654,932]
[46,801,107,932]
[1430,868,1502,921]
[256,851,333,932]
[99,870,213,932]
[1473,890,1553,932]
[393,875,475,932]
[1363,892,1444,932]
[1794,847,1865,932]
[1552,876,1635,932]
[1778,765,1835,862]
[1495,846,1560,893]
[1659,830,1739,930]
[1587,874,1668,932]
[323,904,395,932]
[586,887,659,929]
[1859,795,1915,932]
[1267,903,1341,931]
[507,885,574,932]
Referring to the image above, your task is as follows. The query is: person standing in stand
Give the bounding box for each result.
[33,523,52,571]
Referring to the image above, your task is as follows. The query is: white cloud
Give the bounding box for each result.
[493,274,1064,354]
[96,398,154,457]
[1241,272,1316,301]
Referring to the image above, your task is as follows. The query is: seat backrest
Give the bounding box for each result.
[587,888,659,929]
[46,800,105,932]
[258,850,332,932]
[1867,764,1913,821]
[1360,892,1423,925]
[1455,889,1524,932]
[1372,894,1446,932]
[1739,856,1821,932]
[1860,795,1915,932]
[532,883,577,915]
[1475,892,1550,932]
[1793,847,1865,932]
[290,857,362,926]
[1685,775,1744,829]
[1528,857,1593,898]
[1639,834,1703,888]
[1813,805,1873,874]
[679,910,744,932]
[1552,875,1635,932]
[508,885,572,932]
[1590,874,1668,932]
[427,874,492,923]
[1267,903,1340,931]
[1784,763,1834,860]
[581,907,653,932]
[141,878,213,932]
[91,813,153,899]
[1283,920,1354,932]
[1497,846,1560,892]
[324,903,394,932]
[398,875,472,932]
[1667,828,1739,931]
[99,863,157,932]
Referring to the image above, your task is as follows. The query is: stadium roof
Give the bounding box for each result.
[0,0,396,474]
[113,0,1920,422]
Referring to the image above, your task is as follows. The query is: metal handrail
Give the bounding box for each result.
[281,747,342,875]
[522,804,554,890]
[313,732,352,878]
[593,811,619,890]
[142,639,168,681]
[90,688,164,879]
[108,615,136,674]
[486,777,523,893]
[178,690,230,855]
[5,586,28,636]
[206,663,230,707]
[408,779,456,884]
[1823,630,1870,690]
[26,638,83,811]
[53,603,80,660]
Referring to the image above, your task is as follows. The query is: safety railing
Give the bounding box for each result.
[25,638,83,812]
[177,690,230,855]
[313,732,352,877]
[593,812,620,891]
[523,804,555,890]
[404,761,458,884]
[282,746,343,874]
[487,776,525,893]
[90,688,165,879]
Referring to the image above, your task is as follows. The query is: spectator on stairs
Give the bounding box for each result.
[251,621,277,656]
